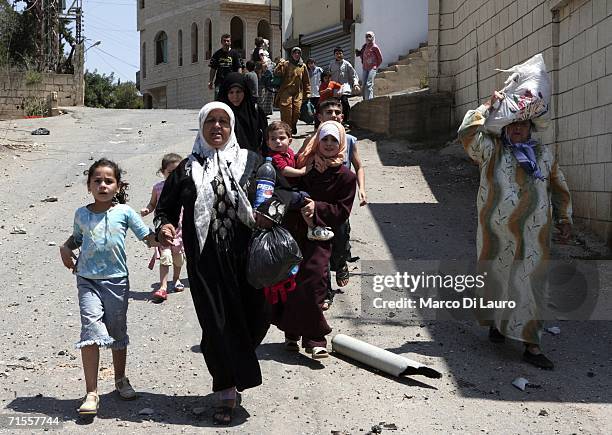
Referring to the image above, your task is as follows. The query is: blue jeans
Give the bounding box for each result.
[76,276,130,350]
[362,68,377,100]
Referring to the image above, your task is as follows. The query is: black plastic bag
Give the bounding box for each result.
[247,225,302,289]
[299,100,315,124]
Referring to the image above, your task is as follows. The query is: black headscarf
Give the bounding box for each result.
[217,72,268,154]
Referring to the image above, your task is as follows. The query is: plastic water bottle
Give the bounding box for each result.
[253,157,276,208]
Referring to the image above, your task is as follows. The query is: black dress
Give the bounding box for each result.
[154,152,288,392]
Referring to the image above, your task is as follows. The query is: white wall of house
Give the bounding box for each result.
[354,0,428,76]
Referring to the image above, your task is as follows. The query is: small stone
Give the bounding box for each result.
[538,409,549,416]
[192,407,205,415]
[41,196,58,202]
[587,371,595,378]
[139,408,154,416]
[48,242,56,246]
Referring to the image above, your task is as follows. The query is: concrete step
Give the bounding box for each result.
[374,77,423,95]
[373,44,428,96]
[384,56,427,71]
[375,62,426,80]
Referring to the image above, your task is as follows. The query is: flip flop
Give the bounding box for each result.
[305,346,329,359]
[336,264,349,287]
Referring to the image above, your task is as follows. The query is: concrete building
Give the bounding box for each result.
[428,0,612,243]
[137,0,281,109]
[281,0,427,79]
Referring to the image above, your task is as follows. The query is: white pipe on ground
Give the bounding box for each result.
[331,334,442,379]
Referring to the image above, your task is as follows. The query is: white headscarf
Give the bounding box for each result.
[188,102,255,252]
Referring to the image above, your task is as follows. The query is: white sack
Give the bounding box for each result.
[485,53,551,135]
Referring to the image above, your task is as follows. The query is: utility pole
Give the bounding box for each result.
[42,0,60,71]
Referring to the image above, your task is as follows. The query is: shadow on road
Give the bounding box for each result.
[345,134,612,404]
[6,391,253,428]
[257,342,325,370]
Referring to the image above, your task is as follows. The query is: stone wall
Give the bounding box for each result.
[351,89,454,140]
[0,69,82,119]
[428,0,612,244]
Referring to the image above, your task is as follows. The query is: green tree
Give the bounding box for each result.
[84,70,143,109]
[114,82,143,109]
[84,69,116,108]
[0,1,38,68]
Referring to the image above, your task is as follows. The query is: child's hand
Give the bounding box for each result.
[358,188,368,206]
[144,233,159,248]
[140,207,151,217]
[254,211,275,229]
[59,245,77,271]
[159,224,176,247]
[304,160,314,174]
[301,197,315,226]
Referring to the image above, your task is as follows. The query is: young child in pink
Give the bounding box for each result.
[141,153,185,302]
[266,121,334,241]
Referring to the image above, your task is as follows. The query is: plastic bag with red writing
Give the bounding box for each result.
[485,53,551,135]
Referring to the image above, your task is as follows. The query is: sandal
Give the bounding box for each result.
[78,392,99,415]
[173,281,185,292]
[305,346,329,359]
[212,404,234,425]
[322,299,331,311]
[523,347,554,370]
[336,264,350,287]
[212,393,241,425]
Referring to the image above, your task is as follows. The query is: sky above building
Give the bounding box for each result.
[81,0,139,83]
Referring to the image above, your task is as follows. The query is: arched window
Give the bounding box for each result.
[257,19,271,54]
[205,18,212,60]
[141,42,146,78]
[230,16,244,57]
[154,31,167,64]
[178,29,183,66]
[191,23,199,63]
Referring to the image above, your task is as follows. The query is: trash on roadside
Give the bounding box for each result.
[78,162,86,166]
[10,227,27,234]
[41,196,58,202]
[512,377,541,391]
[538,409,549,416]
[31,128,50,135]
[545,326,560,335]
[331,334,442,379]
[48,242,56,246]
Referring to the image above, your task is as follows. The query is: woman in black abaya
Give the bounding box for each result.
[217,72,268,154]
[154,102,288,425]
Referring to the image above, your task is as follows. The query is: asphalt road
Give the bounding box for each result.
[0,107,610,434]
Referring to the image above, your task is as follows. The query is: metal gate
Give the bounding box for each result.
[305,33,353,72]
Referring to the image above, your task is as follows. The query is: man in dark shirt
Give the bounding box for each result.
[208,34,243,98]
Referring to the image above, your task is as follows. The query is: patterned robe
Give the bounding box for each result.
[458,105,572,345]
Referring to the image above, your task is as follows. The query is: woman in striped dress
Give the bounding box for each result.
[458,91,573,370]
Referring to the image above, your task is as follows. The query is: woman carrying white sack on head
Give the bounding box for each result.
[458,54,573,370]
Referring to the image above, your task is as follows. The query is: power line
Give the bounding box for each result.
[89,49,134,82]
[95,46,139,69]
